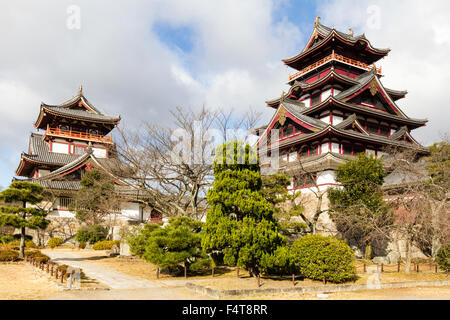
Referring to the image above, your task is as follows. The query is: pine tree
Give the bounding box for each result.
[142,216,209,278]
[0,181,50,258]
[202,141,285,281]
[328,153,392,258]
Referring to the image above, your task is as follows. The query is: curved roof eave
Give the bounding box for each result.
[282,29,390,65]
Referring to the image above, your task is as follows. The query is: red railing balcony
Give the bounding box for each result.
[288,51,382,81]
[45,126,113,144]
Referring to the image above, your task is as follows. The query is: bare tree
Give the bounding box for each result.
[116,106,216,220]
[383,144,449,272]
[284,145,330,235]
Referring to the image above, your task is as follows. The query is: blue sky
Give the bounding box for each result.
[0,0,449,190]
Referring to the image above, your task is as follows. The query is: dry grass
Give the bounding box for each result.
[0,263,60,300]
[87,255,244,281]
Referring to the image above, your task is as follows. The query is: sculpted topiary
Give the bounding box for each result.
[291,235,356,283]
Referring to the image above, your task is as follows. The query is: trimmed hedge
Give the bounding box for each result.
[436,243,450,271]
[0,249,20,262]
[26,250,50,263]
[78,242,87,249]
[291,235,356,283]
[2,240,37,249]
[75,225,107,244]
[92,240,120,250]
[47,237,63,249]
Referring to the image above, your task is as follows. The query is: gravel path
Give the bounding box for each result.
[42,250,164,290]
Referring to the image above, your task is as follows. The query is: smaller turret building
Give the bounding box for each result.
[14,86,161,223]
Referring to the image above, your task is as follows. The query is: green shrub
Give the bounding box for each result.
[0,235,14,244]
[78,242,87,249]
[25,250,50,263]
[4,240,37,249]
[436,243,450,271]
[13,234,33,241]
[92,240,120,250]
[260,245,296,275]
[127,223,161,257]
[0,249,20,261]
[291,235,356,283]
[75,225,107,244]
[47,237,63,249]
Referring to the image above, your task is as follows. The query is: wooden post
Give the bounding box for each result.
[211,267,215,278]
[55,269,59,279]
[50,264,54,276]
[184,264,187,279]
[398,262,400,273]
[237,267,240,278]
[156,267,160,279]
[60,272,64,283]
[292,274,295,286]
[435,264,438,273]
[381,263,384,273]
[46,263,49,273]
[417,263,419,273]
[257,274,261,287]
[363,263,366,273]
[413,263,416,272]
[323,276,326,285]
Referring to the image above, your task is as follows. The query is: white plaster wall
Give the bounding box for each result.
[333,89,341,96]
[331,142,340,153]
[52,142,69,154]
[366,149,376,157]
[332,115,343,125]
[322,89,332,100]
[321,142,329,153]
[92,147,107,158]
[301,97,311,108]
[120,202,140,220]
[38,169,50,177]
[317,170,336,185]
[289,152,297,162]
[320,115,330,124]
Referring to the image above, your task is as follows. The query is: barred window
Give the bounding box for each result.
[59,197,75,210]
[73,145,87,155]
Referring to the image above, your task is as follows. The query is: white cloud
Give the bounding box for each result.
[317,0,450,145]
[0,0,447,187]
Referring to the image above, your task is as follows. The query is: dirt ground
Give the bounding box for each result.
[244,286,450,300]
[0,263,60,300]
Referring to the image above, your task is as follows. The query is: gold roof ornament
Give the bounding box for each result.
[78,84,83,95]
[314,16,320,28]
[349,28,354,37]
[278,105,287,126]
[369,78,378,96]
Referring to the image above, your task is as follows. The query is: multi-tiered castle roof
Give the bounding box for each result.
[15,86,124,191]
[257,17,428,190]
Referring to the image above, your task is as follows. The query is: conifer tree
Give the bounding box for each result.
[0,181,50,258]
[202,141,285,281]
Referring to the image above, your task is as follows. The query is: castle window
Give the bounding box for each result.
[342,144,353,155]
[380,126,390,136]
[311,93,321,105]
[59,197,75,210]
[73,145,87,155]
[366,122,379,134]
[299,146,309,158]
